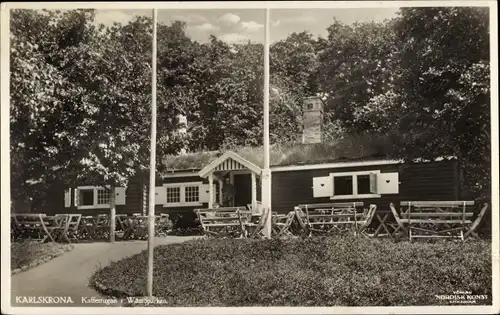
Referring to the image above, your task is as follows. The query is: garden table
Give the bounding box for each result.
[195,207,246,238]
[390,201,482,241]
[367,211,396,239]
[13,213,56,243]
[296,202,365,236]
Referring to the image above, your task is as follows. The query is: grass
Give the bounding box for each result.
[90,236,492,307]
[162,132,395,170]
[11,240,71,270]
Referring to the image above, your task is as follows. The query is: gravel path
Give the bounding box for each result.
[10,236,201,307]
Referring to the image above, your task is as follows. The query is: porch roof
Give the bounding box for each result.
[198,151,262,178]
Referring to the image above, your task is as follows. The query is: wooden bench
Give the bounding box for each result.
[389,201,488,241]
[294,202,371,236]
[195,207,246,238]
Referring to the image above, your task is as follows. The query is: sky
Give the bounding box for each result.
[93,8,400,44]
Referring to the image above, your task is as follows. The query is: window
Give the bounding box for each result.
[79,189,95,206]
[166,187,181,203]
[333,176,353,196]
[164,182,203,207]
[357,175,371,195]
[185,186,199,203]
[313,171,399,199]
[76,186,110,209]
[330,171,380,200]
[96,188,110,205]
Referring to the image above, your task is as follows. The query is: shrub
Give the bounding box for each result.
[90,235,492,307]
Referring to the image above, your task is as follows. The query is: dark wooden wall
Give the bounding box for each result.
[270,160,460,214]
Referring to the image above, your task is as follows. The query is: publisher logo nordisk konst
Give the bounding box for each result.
[435,291,489,304]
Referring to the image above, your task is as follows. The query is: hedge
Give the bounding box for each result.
[90,235,492,307]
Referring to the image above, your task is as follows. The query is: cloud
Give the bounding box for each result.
[94,10,137,27]
[272,20,281,27]
[218,13,241,25]
[218,33,250,44]
[192,23,220,32]
[171,14,208,24]
[240,21,264,32]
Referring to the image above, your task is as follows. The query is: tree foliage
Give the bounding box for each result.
[10,7,492,211]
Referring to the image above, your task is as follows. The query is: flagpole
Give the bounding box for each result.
[262,7,272,238]
[147,8,158,298]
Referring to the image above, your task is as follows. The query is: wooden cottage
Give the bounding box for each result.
[54,96,462,218]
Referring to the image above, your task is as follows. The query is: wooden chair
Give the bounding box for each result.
[271,211,296,238]
[464,202,489,240]
[357,204,377,238]
[389,203,409,240]
[57,214,82,243]
[296,202,365,236]
[240,208,271,239]
[195,207,246,238]
[395,201,476,241]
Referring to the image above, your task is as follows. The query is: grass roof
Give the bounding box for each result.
[162,133,395,172]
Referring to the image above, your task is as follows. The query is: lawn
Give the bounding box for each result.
[11,240,73,271]
[90,236,492,307]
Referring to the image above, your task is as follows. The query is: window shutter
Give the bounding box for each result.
[369,173,378,194]
[377,172,399,194]
[155,186,166,205]
[199,184,210,203]
[64,188,71,208]
[312,176,333,198]
[115,187,126,205]
[74,188,79,207]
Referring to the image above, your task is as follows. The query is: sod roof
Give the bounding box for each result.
[162,133,396,172]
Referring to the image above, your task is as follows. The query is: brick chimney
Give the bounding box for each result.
[302,96,323,144]
[177,114,187,154]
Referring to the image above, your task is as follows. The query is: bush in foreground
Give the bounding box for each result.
[90,236,492,306]
[11,240,73,271]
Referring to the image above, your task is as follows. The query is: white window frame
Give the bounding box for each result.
[163,182,203,207]
[76,186,111,210]
[329,170,381,200]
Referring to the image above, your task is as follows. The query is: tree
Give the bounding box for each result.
[10,10,186,240]
[349,7,491,198]
[317,19,397,135]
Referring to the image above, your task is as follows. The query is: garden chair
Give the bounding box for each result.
[464,202,489,240]
[240,208,270,239]
[155,214,171,237]
[357,204,377,238]
[293,206,310,236]
[271,211,295,238]
[58,214,82,243]
[389,203,409,240]
[95,214,110,239]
